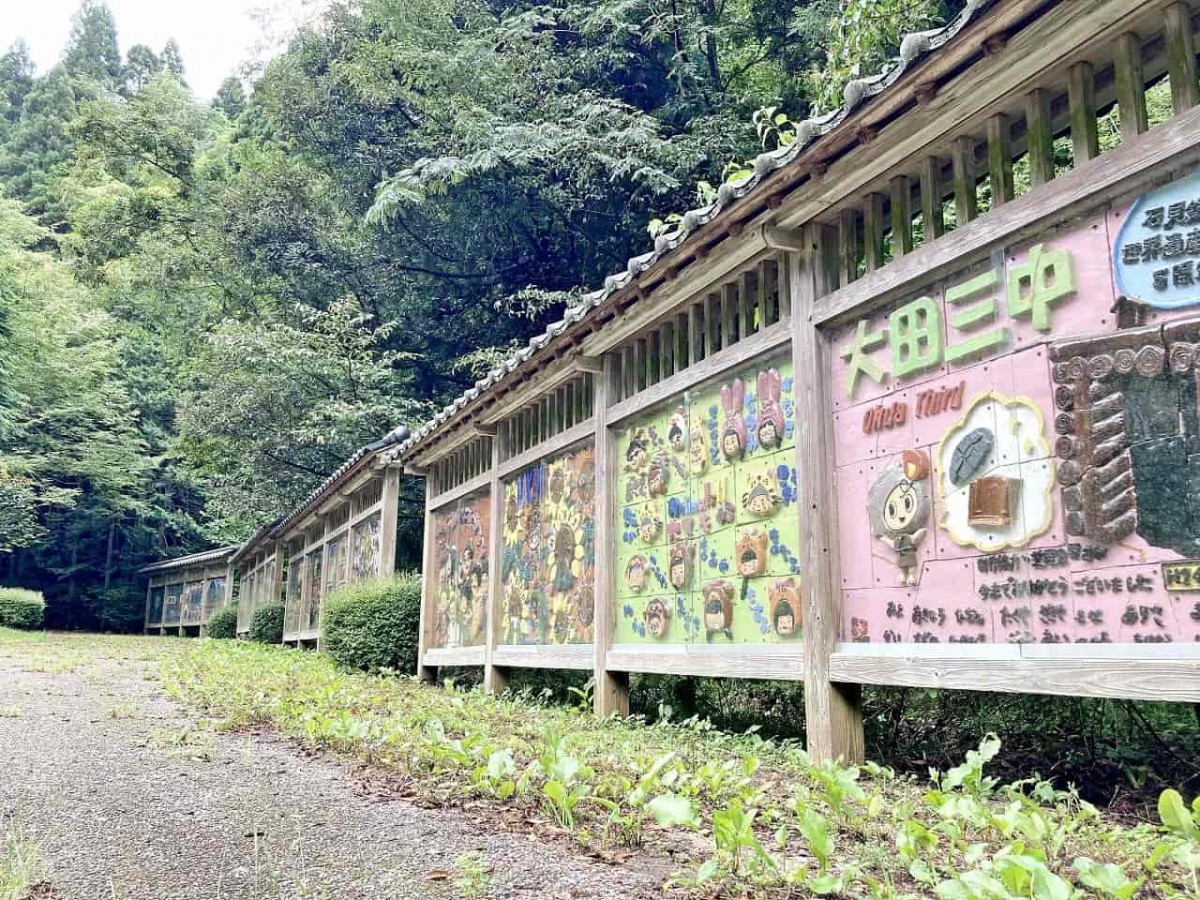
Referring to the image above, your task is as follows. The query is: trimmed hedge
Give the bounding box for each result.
[0,587,45,630]
[323,574,421,674]
[205,604,239,639]
[248,602,285,644]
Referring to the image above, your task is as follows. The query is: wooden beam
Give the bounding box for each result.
[919,155,945,242]
[889,175,913,256]
[1068,61,1099,164]
[1114,31,1148,141]
[864,192,886,271]
[1165,2,1199,114]
[483,433,508,694]
[1025,87,1055,187]
[986,113,1014,206]
[838,208,859,285]
[952,135,977,225]
[593,354,629,718]
[791,224,864,765]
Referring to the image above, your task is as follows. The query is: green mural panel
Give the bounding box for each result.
[614,354,803,645]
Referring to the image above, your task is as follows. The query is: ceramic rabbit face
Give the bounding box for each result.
[756,368,785,451]
[720,378,747,461]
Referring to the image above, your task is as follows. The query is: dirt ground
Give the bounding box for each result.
[0,645,666,899]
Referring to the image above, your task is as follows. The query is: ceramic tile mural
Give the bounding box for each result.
[614,354,803,645]
[351,512,382,580]
[148,586,164,624]
[285,556,304,635]
[181,581,203,625]
[830,169,1200,645]
[429,491,490,648]
[303,548,324,632]
[162,583,182,625]
[203,577,227,618]
[501,444,596,645]
[325,534,348,597]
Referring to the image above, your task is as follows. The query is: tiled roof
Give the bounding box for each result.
[385,0,993,463]
[139,545,239,575]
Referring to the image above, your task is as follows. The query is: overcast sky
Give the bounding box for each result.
[0,0,329,99]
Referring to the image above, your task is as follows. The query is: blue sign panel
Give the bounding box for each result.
[1113,171,1200,310]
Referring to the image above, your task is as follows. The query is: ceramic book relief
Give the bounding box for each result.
[615,355,802,645]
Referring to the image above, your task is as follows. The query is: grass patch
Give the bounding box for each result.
[0,821,47,900]
[161,639,1197,897]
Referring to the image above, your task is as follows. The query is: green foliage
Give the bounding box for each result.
[247,602,284,644]
[322,574,421,674]
[0,588,45,630]
[204,603,238,640]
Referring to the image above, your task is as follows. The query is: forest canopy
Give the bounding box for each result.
[0,0,964,629]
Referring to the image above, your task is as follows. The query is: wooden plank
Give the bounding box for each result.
[483,434,507,694]
[1115,30,1148,141]
[838,208,858,286]
[605,646,804,680]
[417,489,438,682]
[986,113,1014,207]
[378,467,401,580]
[829,653,1200,703]
[814,103,1200,325]
[676,312,689,370]
[952,135,977,225]
[491,645,594,671]
[740,269,756,336]
[1068,61,1100,164]
[689,301,703,363]
[791,223,864,765]
[757,259,770,328]
[705,293,718,357]
[919,155,945,243]
[593,354,629,718]
[660,321,674,378]
[1025,87,1055,187]
[607,318,792,426]
[722,282,738,349]
[424,646,486,667]
[1165,2,1199,114]
[863,192,886,271]
[496,418,596,478]
[889,175,913,257]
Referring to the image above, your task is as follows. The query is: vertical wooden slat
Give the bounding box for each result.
[952,135,977,225]
[763,259,779,325]
[690,301,703,363]
[705,294,719,357]
[864,193,886,271]
[646,332,659,386]
[634,338,647,392]
[739,268,757,336]
[1114,31,1148,141]
[919,155,944,242]
[838,208,858,285]
[889,175,913,257]
[593,354,628,718]
[779,251,793,318]
[1165,2,1199,114]
[417,492,438,682]
[566,381,576,428]
[722,283,738,348]
[756,259,770,327]
[791,223,864,765]
[1025,88,1055,187]
[1068,61,1099,164]
[661,321,674,378]
[986,113,1014,206]
[676,312,689,370]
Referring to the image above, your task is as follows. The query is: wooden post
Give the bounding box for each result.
[986,114,1014,206]
[919,156,944,242]
[417,480,438,683]
[1025,88,1055,187]
[889,175,913,257]
[379,466,402,576]
[838,208,858,286]
[864,193,886,271]
[791,224,864,765]
[1068,61,1099,165]
[1114,31,1148,142]
[952,135,977,225]
[1165,2,1198,115]
[144,578,152,634]
[483,431,509,694]
[593,354,629,718]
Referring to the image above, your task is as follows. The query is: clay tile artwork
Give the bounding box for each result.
[430,493,490,649]
[615,355,801,644]
[834,170,1200,645]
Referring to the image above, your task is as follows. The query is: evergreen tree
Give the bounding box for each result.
[123,43,161,95]
[63,0,122,90]
[0,40,35,128]
[212,76,245,119]
[160,39,187,86]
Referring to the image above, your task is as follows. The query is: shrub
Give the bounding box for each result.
[0,588,45,630]
[205,604,239,640]
[323,574,420,674]
[248,602,285,644]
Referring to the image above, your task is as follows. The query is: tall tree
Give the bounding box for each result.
[160,39,187,86]
[122,43,161,95]
[64,0,122,90]
[212,76,245,119]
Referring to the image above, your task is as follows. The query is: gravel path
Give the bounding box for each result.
[0,648,667,900]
